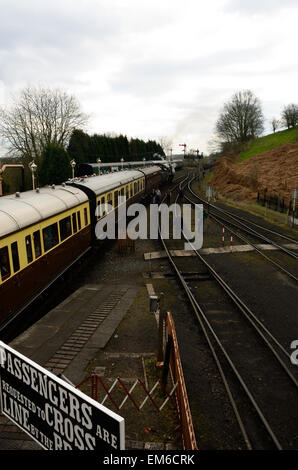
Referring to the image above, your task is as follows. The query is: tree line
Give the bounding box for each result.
[270,104,298,133]
[0,86,164,193]
[67,129,164,165]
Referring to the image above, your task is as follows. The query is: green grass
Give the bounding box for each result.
[238,128,298,162]
[205,170,213,184]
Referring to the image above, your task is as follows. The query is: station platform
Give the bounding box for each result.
[0,239,182,451]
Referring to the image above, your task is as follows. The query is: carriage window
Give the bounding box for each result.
[107,193,112,212]
[59,216,72,241]
[0,246,11,281]
[84,208,88,225]
[72,213,78,233]
[11,242,20,272]
[43,223,59,252]
[114,191,119,207]
[25,235,33,263]
[96,200,101,218]
[121,188,124,197]
[134,182,137,194]
[126,186,129,200]
[77,211,81,230]
[33,231,42,258]
[101,197,105,216]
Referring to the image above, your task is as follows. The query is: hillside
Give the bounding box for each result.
[210,141,298,202]
[239,128,297,162]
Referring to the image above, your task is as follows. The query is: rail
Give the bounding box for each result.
[158,174,298,449]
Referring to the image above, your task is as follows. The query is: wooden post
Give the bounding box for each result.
[285,207,289,225]
[157,293,165,365]
[162,335,173,386]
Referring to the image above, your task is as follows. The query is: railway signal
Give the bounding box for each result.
[179,143,186,158]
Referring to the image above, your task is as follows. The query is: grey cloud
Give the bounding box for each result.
[224,0,298,14]
[0,3,116,51]
[0,1,178,52]
[172,103,220,154]
[110,59,182,97]
[0,3,117,87]
[110,44,275,99]
[0,0,180,89]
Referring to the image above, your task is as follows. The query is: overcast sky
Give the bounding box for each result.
[0,0,298,157]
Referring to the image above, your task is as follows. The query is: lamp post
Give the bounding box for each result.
[142,157,146,166]
[120,157,124,170]
[97,158,101,174]
[70,159,76,179]
[29,161,37,190]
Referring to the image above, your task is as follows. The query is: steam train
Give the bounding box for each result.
[0,165,172,330]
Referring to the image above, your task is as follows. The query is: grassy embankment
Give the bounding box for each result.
[205,128,298,232]
[238,127,298,162]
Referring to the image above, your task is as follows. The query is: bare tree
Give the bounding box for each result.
[158,136,173,156]
[0,86,88,164]
[215,90,264,144]
[281,104,298,129]
[270,117,280,133]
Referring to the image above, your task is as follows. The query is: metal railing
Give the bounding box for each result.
[165,312,198,451]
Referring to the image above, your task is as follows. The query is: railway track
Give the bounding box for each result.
[185,178,298,283]
[158,175,298,450]
[1,170,188,343]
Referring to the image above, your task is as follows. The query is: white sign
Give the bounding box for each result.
[206,186,213,200]
[292,189,297,200]
[0,341,125,450]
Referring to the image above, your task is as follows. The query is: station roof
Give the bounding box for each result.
[83,157,183,170]
[0,185,88,239]
[69,166,161,196]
